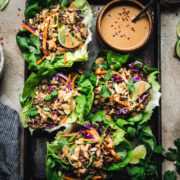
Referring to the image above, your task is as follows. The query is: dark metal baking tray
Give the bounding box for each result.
[23,0,161,179]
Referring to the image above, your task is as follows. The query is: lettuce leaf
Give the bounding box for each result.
[17,0,93,71]
[46,112,132,179]
[104,138,132,171]
[89,50,161,124]
[140,71,161,124]
[19,70,94,132]
[46,138,71,180]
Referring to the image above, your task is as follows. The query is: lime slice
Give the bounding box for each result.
[130,145,146,164]
[58,25,67,47]
[177,21,180,38]
[175,39,180,59]
[130,81,151,102]
[58,25,81,49]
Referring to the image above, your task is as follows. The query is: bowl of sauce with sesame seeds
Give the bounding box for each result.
[97,0,152,52]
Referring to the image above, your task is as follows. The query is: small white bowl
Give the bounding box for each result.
[0,44,4,79]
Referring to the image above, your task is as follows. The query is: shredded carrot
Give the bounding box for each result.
[62,176,80,180]
[22,24,38,37]
[63,74,71,88]
[50,11,53,17]
[91,176,102,180]
[64,51,67,65]
[69,142,74,145]
[112,71,122,77]
[95,69,108,75]
[86,128,101,142]
[109,96,130,107]
[62,115,68,124]
[42,20,49,50]
[57,132,78,137]
[36,55,46,65]
[71,74,79,90]
[103,142,120,160]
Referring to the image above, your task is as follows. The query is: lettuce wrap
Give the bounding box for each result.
[87,50,161,124]
[16,0,93,71]
[19,68,94,133]
[46,111,132,180]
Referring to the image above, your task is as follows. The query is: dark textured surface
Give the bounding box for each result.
[24,1,161,179]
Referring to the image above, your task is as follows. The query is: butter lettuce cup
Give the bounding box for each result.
[96,0,152,53]
[19,68,94,133]
[46,111,132,180]
[86,50,161,124]
[16,0,93,71]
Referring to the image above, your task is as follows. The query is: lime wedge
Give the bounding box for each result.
[177,21,180,38]
[130,145,146,164]
[130,81,151,102]
[175,39,180,59]
[58,25,81,49]
[58,25,67,47]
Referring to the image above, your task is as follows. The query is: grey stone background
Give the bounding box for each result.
[0,1,180,178]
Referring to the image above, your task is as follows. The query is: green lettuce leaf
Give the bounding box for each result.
[107,50,132,70]
[89,50,161,124]
[19,70,94,132]
[46,137,71,180]
[17,0,93,71]
[140,71,161,124]
[104,138,132,171]
[46,113,132,179]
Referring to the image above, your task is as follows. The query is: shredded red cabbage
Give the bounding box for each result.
[97,121,103,136]
[128,61,144,68]
[132,76,141,82]
[141,94,149,103]
[115,107,128,115]
[53,73,68,82]
[49,86,54,91]
[75,10,81,15]
[80,16,84,21]
[66,85,72,90]
[68,48,75,52]
[79,130,94,139]
[83,124,95,129]
[105,126,111,136]
[77,28,81,33]
[113,74,122,82]
[55,111,59,116]
[131,69,141,72]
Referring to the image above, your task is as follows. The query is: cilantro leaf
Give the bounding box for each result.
[57,137,69,151]
[165,151,177,161]
[104,70,113,80]
[174,138,180,152]
[100,84,111,98]
[51,89,58,96]
[44,89,58,101]
[46,114,53,120]
[127,166,145,180]
[176,162,180,175]
[45,95,52,101]
[128,78,135,93]
[127,127,137,137]
[164,170,176,180]
[165,138,180,175]
[27,106,39,116]
[154,146,165,154]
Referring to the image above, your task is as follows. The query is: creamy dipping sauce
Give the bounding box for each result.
[101,5,150,50]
